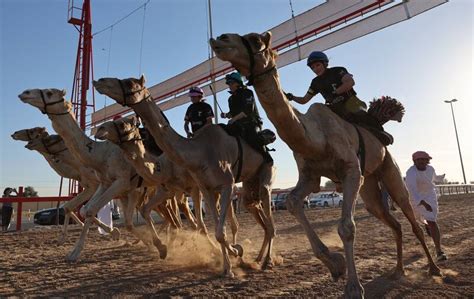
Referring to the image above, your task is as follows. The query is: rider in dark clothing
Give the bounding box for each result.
[286,51,393,145]
[184,86,214,138]
[221,72,273,164]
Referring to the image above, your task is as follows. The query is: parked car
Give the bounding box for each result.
[272,192,309,210]
[309,192,343,208]
[34,207,74,225]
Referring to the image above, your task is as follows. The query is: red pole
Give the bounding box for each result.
[16,186,24,231]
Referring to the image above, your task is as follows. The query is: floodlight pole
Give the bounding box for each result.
[444,99,467,184]
[207,0,219,124]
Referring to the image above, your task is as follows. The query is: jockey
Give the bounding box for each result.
[184,86,214,138]
[286,51,393,145]
[221,72,273,164]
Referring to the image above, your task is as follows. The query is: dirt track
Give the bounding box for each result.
[1,196,473,298]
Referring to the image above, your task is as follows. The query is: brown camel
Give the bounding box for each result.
[18,89,167,261]
[95,116,226,249]
[11,128,115,244]
[210,32,440,297]
[95,116,246,250]
[93,76,276,277]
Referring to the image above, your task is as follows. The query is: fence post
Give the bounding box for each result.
[16,186,24,231]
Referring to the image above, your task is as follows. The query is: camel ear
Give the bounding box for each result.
[61,89,67,96]
[139,74,146,85]
[261,31,272,48]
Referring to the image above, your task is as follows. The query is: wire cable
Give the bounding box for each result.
[93,0,150,37]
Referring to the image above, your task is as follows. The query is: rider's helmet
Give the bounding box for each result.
[307,51,329,67]
[225,72,244,86]
[188,86,204,97]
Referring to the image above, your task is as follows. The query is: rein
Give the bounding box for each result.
[240,36,276,86]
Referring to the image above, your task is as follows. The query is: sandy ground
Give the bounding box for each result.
[1,196,473,298]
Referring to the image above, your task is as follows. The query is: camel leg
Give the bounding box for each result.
[214,184,240,277]
[380,153,441,276]
[138,188,171,258]
[339,165,364,299]
[286,174,346,280]
[241,180,269,265]
[257,165,276,269]
[359,175,404,278]
[191,188,219,250]
[227,196,239,245]
[169,195,183,229]
[66,184,107,262]
[58,188,94,244]
[176,192,198,230]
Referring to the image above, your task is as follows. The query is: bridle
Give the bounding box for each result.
[116,79,151,107]
[239,36,276,86]
[40,90,71,115]
[41,137,68,156]
[112,121,142,145]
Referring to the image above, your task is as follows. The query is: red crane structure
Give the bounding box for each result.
[65,0,96,195]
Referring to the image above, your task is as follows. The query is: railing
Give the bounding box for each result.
[436,184,474,196]
[0,186,73,231]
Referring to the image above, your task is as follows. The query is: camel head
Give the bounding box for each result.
[93,75,148,107]
[95,115,141,144]
[25,134,66,156]
[210,31,277,78]
[11,127,48,141]
[18,88,72,115]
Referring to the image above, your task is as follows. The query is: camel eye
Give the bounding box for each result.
[46,91,53,97]
[219,34,229,41]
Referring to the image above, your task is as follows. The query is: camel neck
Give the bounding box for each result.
[119,140,163,184]
[48,111,99,165]
[131,98,193,168]
[253,71,312,155]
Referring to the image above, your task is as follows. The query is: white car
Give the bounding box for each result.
[308,192,343,208]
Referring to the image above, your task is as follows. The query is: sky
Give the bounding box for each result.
[1,0,473,196]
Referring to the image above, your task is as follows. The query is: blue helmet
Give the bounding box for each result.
[225,72,244,86]
[307,51,329,66]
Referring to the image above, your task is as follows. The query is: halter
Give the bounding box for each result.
[112,121,142,145]
[117,79,151,107]
[240,36,276,86]
[41,137,68,156]
[40,90,71,115]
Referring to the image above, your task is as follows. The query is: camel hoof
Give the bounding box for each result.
[262,258,274,270]
[429,265,442,277]
[344,280,364,299]
[231,244,244,257]
[222,269,235,278]
[65,249,80,263]
[111,228,121,241]
[158,244,168,259]
[329,252,346,281]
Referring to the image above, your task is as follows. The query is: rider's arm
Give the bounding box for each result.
[230,112,247,123]
[334,74,355,95]
[292,92,314,105]
[184,120,191,136]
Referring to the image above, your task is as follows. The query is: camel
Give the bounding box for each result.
[95,116,250,251]
[210,32,440,297]
[10,128,115,243]
[93,76,276,277]
[94,116,224,247]
[18,89,167,261]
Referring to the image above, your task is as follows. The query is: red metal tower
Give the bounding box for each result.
[66,0,96,195]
